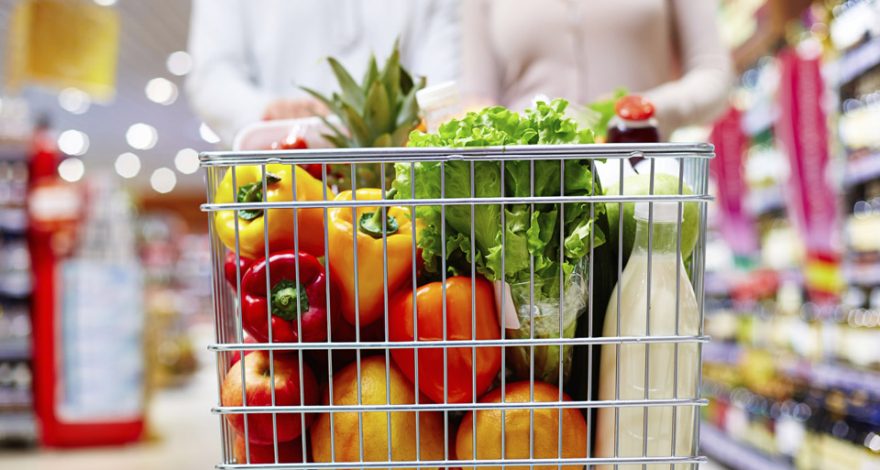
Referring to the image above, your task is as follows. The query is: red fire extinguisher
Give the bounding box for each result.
[28,117,145,447]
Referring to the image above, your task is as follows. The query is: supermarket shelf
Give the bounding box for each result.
[703,342,880,396]
[0,208,28,235]
[844,152,880,187]
[0,274,31,299]
[746,185,786,216]
[779,357,880,397]
[0,340,30,361]
[0,389,32,408]
[0,141,28,163]
[700,422,791,470]
[844,261,880,286]
[703,341,744,365]
[0,411,36,440]
[705,273,731,297]
[742,103,777,136]
[704,268,805,298]
[836,36,880,86]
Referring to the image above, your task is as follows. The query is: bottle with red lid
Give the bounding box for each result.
[606,95,660,144]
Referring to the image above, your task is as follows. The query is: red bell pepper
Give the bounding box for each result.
[240,251,328,343]
[224,251,255,289]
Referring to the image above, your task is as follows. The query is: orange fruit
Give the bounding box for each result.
[310,356,446,469]
[456,381,587,470]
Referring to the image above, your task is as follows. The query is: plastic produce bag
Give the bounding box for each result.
[506,259,589,385]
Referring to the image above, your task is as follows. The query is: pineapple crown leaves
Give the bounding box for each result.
[302,40,426,148]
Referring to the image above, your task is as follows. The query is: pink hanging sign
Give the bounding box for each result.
[710,107,757,256]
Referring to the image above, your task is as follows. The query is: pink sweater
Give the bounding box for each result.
[462,0,734,137]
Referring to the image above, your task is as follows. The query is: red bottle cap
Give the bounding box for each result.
[615,95,655,121]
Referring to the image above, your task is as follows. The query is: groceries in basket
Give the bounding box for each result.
[596,201,701,467]
[401,98,607,386]
[605,172,700,264]
[238,250,329,343]
[269,131,324,180]
[301,40,426,191]
[220,351,319,444]
[389,276,502,404]
[233,433,305,465]
[326,188,423,328]
[211,92,707,468]
[456,381,588,470]
[213,163,329,258]
[310,356,446,468]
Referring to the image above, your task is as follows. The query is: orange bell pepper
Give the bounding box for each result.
[327,188,421,328]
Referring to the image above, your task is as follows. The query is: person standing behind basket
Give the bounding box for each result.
[461,0,733,139]
[187,0,460,147]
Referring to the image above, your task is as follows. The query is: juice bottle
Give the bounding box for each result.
[606,95,660,144]
[607,95,660,168]
[596,202,699,469]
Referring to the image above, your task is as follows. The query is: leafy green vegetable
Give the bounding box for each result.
[397,99,607,385]
[586,88,628,139]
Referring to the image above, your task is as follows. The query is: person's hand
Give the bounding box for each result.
[262,98,328,121]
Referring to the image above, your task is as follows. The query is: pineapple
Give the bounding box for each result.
[302,41,426,189]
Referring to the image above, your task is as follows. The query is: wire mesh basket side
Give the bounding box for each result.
[202,144,713,469]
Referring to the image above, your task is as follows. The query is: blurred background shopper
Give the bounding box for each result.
[187,0,460,146]
[461,0,734,138]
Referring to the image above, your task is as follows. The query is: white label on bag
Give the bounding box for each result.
[493,281,520,330]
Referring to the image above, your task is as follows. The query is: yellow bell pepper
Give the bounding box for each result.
[214,164,329,259]
[327,188,421,328]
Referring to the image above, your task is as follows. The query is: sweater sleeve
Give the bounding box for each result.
[643,0,734,138]
[460,0,501,104]
[186,0,274,148]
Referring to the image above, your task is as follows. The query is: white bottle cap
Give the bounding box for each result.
[634,201,682,223]
[416,81,459,110]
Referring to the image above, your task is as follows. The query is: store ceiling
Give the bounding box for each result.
[0,0,210,193]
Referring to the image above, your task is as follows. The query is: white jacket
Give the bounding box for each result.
[187,0,460,146]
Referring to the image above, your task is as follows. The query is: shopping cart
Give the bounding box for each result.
[202,143,714,469]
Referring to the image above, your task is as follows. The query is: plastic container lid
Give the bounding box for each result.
[634,201,682,223]
[615,95,655,121]
[416,81,460,110]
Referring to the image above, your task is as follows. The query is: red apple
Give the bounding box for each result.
[228,335,301,370]
[221,350,319,444]
[228,335,258,369]
[233,432,305,464]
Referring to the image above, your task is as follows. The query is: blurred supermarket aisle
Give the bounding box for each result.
[0,0,878,469]
[0,324,219,470]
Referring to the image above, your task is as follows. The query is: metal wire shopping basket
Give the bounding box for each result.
[202,143,714,469]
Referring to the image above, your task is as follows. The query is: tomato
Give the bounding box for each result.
[389,276,502,404]
[271,135,323,179]
[300,164,324,180]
